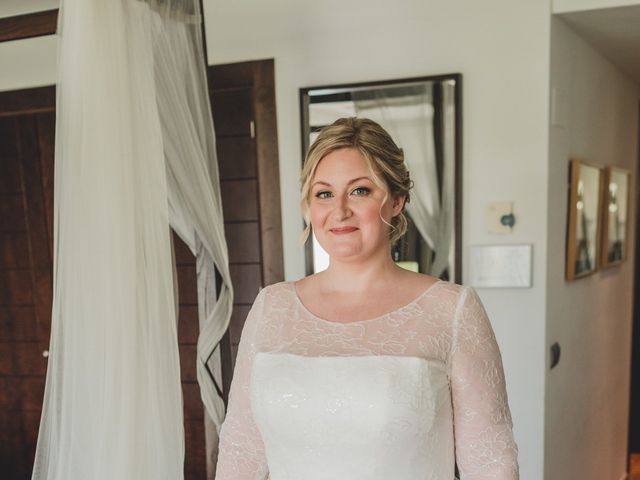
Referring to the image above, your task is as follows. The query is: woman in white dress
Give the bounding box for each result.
[215,117,519,479]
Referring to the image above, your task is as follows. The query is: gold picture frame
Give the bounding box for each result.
[600,166,631,268]
[566,159,604,281]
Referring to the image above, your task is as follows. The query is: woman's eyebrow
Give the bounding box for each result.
[311,176,371,188]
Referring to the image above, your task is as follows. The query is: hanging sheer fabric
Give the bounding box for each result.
[354,84,456,278]
[32,1,232,479]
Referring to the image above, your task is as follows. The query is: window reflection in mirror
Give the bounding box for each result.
[300,75,462,283]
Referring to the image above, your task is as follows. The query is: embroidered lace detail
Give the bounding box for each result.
[215,281,519,479]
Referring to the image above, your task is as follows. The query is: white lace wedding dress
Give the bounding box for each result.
[215,280,519,479]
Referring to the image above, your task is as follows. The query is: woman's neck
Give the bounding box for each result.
[319,249,403,295]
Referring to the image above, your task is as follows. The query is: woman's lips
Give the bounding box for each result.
[330,227,358,234]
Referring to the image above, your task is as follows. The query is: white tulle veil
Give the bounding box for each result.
[31,1,233,478]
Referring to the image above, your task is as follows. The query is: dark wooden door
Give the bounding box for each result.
[0,106,55,480]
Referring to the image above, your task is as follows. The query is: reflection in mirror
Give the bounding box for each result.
[300,75,462,282]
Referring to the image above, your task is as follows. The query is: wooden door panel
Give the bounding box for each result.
[0,233,30,268]
[0,195,27,231]
[177,264,198,305]
[224,221,261,263]
[173,229,205,479]
[179,305,199,344]
[0,270,34,305]
[0,410,30,479]
[220,179,259,221]
[0,377,45,411]
[229,264,262,305]
[210,88,253,137]
[182,382,204,421]
[0,307,37,342]
[179,344,198,383]
[0,342,46,376]
[34,114,55,254]
[217,137,257,179]
[0,93,54,480]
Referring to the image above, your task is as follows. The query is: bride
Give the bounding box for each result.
[215,117,519,479]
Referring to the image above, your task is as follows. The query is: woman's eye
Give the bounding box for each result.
[351,187,370,196]
[315,191,332,199]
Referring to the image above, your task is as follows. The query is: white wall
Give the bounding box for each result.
[546,16,639,480]
[554,0,640,13]
[204,1,550,477]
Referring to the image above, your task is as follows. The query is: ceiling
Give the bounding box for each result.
[557,4,640,83]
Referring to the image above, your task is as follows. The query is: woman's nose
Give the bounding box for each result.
[332,195,352,220]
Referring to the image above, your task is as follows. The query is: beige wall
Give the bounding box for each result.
[546,16,639,480]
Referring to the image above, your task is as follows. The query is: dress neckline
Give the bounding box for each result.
[289,279,444,325]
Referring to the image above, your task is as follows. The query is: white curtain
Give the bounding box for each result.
[354,84,455,278]
[32,1,233,479]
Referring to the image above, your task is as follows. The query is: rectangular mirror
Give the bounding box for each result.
[299,74,462,282]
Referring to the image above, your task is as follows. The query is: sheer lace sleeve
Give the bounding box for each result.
[215,289,269,480]
[450,286,519,479]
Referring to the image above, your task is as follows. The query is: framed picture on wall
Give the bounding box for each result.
[566,159,604,281]
[601,166,631,268]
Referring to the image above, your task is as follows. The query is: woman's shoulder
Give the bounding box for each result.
[398,271,467,301]
[254,280,297,307]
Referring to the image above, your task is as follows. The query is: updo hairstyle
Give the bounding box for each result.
[299,117,413,246]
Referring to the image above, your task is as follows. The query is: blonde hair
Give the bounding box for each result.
[299,117,413,246]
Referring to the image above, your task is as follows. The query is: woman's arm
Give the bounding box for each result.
[215,289,269,480]
[450,286,519,479]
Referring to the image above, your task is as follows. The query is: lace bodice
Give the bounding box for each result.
[215,280,519,479]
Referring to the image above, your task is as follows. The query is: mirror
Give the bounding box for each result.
[299,74,462,282]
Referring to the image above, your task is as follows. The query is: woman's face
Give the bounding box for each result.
[309,147,404,262]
